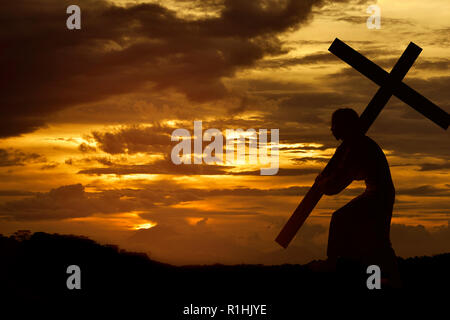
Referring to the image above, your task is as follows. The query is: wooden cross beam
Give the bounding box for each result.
[275,38,450,249]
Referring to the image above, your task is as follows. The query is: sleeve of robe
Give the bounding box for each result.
[321,142,363,196]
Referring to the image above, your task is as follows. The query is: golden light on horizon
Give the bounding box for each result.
[134,222,158,230]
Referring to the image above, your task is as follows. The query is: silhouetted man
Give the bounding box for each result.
[315,108,400,286]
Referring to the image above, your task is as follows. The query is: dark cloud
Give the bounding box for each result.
[0,190,35,197]
[231,168,320,176]
[66,157,115,166]
[183,186,312,198]
[418,162,450,171]
[336,15,415,27]
[241,78,316,92]
[0,182,337,221]
[333,185,450,201]
[0,184,137,221]
[0,149,45,167]
[415,58,450,71]
[91,124,172,154]
[139,207,262,221]
[78,143,97,153]
[370,57,450,73]
[278,91,364,116]
[290,156,329,163]
[95,157,114,166]
[75,140,323,176]
[0,183,261,220]
[397,185,450,197]
[256,47,403,69]
[257,51,339,68]
[391,223,450,258]
[87,119,282,155]
[78,161,231,176]
[77,160,320,176]
[40,163,59,170]
[1,0,335,137]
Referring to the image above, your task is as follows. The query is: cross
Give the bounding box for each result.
[275,38,450,248]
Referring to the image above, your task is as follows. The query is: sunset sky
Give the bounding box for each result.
[0,0,449,265]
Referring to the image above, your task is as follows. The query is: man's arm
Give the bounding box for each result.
[315,143,357,195]
[316,171,353,195]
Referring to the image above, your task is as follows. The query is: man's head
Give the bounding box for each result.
[331,108,362,140]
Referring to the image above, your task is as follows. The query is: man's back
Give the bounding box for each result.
[345,135,395,197]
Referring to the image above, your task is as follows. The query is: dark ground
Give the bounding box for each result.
[0,231,448,316]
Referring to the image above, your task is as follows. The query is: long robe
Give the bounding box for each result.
[322,135,397,270]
